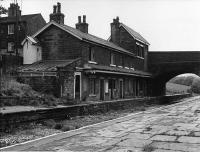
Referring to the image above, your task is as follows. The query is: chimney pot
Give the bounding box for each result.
[83,15,86,23]
[78,16,81,23]
[116,16,119,22]
[57,2,61,13]
[53,5,57,13]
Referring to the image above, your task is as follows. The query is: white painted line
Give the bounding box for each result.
[1,96,199,151]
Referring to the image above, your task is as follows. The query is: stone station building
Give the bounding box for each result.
[19,3,153,101]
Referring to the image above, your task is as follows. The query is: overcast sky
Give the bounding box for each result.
[2,0,200,51]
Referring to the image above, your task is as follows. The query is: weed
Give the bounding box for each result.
[142,144,155,152]
[54,123,63,130]
[42,119,56,128]
[61,125,75,132]
[145,126,152,131]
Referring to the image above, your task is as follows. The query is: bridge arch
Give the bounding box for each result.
[148,51,200,96]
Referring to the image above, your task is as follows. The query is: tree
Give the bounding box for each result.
[0,0,8,17]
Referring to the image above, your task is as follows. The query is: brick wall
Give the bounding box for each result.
[81,41,145,70]
[26,14,46,35]
[38,26,83,60]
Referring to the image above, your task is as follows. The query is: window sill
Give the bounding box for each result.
[110,64,116,67]
[88,61,97,64]
[136,56,144,59]
[118,66,123,68]
[89,94,96,97]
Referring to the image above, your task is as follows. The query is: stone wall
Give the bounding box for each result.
[0,94,191,131]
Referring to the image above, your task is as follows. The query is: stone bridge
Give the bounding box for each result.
[148,51,200,96]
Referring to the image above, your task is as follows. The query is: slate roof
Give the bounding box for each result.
[0,14,42,23]
[83,63,152,77]
[33,21,135,56]
[120,23,150,45]
[18,59,78,72]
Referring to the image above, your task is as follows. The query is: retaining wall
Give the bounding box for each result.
[0,94,191,131]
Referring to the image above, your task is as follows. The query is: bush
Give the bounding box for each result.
[191,77,200,94]
[1,78,41,98]
[61,125,75,132]
[54,123,63,130]
[42,119,56,128]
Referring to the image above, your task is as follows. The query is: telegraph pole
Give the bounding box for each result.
[15,0,19,56]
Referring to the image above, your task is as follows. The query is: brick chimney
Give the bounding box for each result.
[75,15,88,33]
[49,2,65,24]
[110,16,120,45]
[8,3,21,17]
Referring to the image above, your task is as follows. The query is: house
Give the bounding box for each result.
[19,3,153,100]
[0,3,46,74]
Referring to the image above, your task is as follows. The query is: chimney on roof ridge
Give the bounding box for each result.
[83,15,86,23]
[8,3,21,17]
[57,2,61,13]
[78,16,81,23]
[76,15,89,33]
[53,5,57,13]
[110,16,120,45]
[49,2,65,24]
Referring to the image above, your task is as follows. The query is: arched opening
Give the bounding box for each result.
[166,73,200,95]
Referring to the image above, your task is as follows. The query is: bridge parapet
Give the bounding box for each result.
[149,51,200,64]
[148,51,200,96]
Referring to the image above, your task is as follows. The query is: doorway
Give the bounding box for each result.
[119,79,123,98]
[74,73,81,100]
[100,79,104,100]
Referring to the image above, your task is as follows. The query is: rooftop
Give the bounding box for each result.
[0,14,42,23]
[84,63,152,77]
[18,59,78,72]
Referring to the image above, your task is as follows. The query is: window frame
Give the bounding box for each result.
[8,24,14,35]
[7,42,15,52]
[89,78,96,95]
[110,52,116,66]
[89,46,95,62]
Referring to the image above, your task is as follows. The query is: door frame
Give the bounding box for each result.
[74,72,82,100]
[99,78,105,100]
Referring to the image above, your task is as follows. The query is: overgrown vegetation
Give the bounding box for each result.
[0,104,159,148]
[142,144,155,152]
[0,77,59,107]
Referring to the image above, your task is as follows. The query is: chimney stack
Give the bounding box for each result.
[53,5,57,13]
[75,15,88,33]
[49,2,65,24]
[78,16,81,23]
[8,3,21,17]
[57,2,61,13]
[110,16,120,45]
[83,15,86,23]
